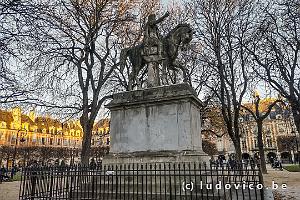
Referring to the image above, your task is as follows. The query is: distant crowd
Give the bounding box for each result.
[209,154,283,170]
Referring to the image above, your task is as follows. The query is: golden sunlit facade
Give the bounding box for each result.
[0,107,110,151]
[0,108,82,148]
[239,98,298,161]
[92,118,110,147]
[204,97,298,162]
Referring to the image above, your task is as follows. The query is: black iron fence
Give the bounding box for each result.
[19,162,264,200]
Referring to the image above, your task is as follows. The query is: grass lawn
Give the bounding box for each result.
[283,165,300,172]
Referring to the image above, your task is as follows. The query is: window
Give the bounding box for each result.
[41,138,46,145]
[22,124,28,130]
[32,134,37,143]
[266,137,272,148]
[11,134,16,144]
[0,131,5,140]
[249,116,254,121]
[254,139,258,148]
[7,135,11,142]
[63,139,69,146]
[277,124,285,134]
[242,140,247,149]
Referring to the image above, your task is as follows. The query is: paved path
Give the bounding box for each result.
[0,181,20,200]
[264,166,300,200]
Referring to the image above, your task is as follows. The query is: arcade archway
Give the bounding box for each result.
[281,152,292,163]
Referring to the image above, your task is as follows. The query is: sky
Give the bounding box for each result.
[162,0,179,6]
[162,0,171,4]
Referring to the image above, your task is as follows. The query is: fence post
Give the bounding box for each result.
[258,163,265,200]
[69,166,74,200]
[30,167,37,200]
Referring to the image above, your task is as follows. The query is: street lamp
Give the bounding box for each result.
[11,129,28,178]
[291,130,300,167]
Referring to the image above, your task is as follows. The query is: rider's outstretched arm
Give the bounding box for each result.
[154,11,170,24]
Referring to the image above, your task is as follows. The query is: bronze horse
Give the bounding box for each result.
[120,24,193,90]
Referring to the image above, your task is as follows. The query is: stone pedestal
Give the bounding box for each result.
[104,83,208,164]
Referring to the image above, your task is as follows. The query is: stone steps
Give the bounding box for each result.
[78,181,229,192]
[70,191,227,200]
[70,181,232,200]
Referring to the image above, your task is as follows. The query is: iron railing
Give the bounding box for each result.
[19,162,264,200]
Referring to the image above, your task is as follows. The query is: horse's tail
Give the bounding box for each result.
[120,48,130,72]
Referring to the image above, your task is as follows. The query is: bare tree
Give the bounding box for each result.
[202,105,228,138]
[25,0,132,164]
[17,146,39,166]
[202,139,218,156]
[0,0,37,104]
[248,0,300,135]
[188,0,258,159]
[241,93,283,173]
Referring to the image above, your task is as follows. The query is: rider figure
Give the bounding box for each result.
[143,11,169,60]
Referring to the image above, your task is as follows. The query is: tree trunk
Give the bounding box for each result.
[257,120,267,174]
[80,119,93,165]
[233,138,242,160]
[234,123,243,160]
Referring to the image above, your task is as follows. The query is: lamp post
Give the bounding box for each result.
[11,129,27,178]
[70,140,77,166]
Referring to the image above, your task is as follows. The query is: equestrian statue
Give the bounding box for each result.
[120,12,194,90]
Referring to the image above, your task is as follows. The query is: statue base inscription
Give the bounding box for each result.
[104,83,209,164]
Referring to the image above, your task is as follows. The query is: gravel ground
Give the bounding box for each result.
[0,181,20,200]
[264,166,300,200]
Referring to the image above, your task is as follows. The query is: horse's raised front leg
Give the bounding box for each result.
[174,60,188,83]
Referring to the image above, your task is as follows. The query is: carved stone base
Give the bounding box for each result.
[103,150,209,164]
[105,83,208,164]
